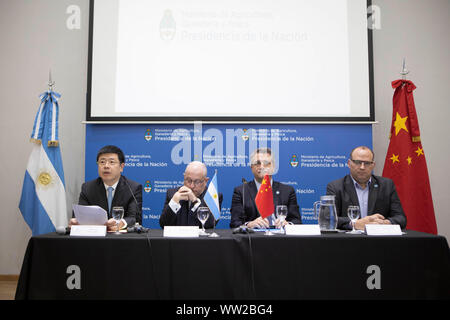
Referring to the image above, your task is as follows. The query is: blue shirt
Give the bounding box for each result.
[350,176,371,218]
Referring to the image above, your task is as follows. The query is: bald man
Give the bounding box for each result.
[159,161,223,228]
[326,146,406,230]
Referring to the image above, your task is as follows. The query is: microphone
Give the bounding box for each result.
[127,224,150,233]
[56,226,70,235]
[232,226,254,234]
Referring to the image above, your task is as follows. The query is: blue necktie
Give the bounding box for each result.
[107,186,113,214]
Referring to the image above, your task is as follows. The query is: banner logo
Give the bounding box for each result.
[160,9,176,41]
[290,154,299,167]
[242,129,249,141]
[145,129,153,141]
[144,180,152,193]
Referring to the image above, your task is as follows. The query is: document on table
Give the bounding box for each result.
[73,204,108,225]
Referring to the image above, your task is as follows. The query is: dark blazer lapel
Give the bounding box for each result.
[96,177,109,214]
[112,176,125,207]
[368,175,379,215]
[248,180,258,203]
[272,181,280,208]
[344,175,359,207]
[198,188,208,205]
[246,180,259,217]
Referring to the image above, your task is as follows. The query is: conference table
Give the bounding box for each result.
[15,229,450,300]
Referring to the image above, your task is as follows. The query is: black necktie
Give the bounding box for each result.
[179,201,189,226]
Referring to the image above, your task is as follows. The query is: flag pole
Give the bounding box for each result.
[48,69,55,91]
[400,58,409,80]
[209,169,219,238]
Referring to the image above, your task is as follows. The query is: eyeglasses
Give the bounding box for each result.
[184,178,205,186]
[251,160,272,167]
[97,159,120,166]
[350,159,374,166]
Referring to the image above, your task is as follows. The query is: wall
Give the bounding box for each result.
[371,0,450,238]
[0,0,88,274]
[0,0,448,274]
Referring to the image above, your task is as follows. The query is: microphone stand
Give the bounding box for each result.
[124,176,142,227]
[241,178,248,227]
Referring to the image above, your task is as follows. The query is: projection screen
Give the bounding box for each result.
[87,0,374,122]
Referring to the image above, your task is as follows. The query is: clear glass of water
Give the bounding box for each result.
[197,207,210,236]
[276,205,288,233]
[346,205,360,234]
[111,207,124,234]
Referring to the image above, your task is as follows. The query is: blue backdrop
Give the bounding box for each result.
[85,124,372,228]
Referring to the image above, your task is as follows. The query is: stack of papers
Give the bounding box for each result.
[73,205,108,225]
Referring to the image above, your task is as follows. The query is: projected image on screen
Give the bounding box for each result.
[88,0,373,121]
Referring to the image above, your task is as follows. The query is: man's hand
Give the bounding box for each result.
[172,186,197,204]
[69,218,79,226]
[248,217,270,229]
[355,213,391,230]
[275,218,289,228]
[106,218,124,231]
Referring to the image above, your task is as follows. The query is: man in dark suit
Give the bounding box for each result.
[230,148,302,228]
[70,145,142,231]
[159,161,223,229]
[326,146,406,230]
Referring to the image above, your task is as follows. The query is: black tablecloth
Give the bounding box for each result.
[15,230,450,300]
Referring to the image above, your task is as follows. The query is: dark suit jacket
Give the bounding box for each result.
[78,175,143,226]
[230,180,302,228]
[326,174,406,230]
[159,187,223,229]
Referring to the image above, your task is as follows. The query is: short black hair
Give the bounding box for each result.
[96,145,125,163]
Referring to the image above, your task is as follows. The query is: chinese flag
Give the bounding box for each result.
[255,174,274,219]
[382,79,437,234]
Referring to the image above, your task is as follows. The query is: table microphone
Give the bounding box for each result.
[127,224,149,233]
[56,226,70,235]
[232,226,254,234]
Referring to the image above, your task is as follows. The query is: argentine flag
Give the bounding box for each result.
[19,90,67,235]
[204,171,220,220]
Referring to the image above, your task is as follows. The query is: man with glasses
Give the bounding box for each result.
[326,146,406,230]
[69,145,142,231]
[230,148,302,228]
[159,161,223,228]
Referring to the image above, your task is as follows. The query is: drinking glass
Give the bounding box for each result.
[197,207,210,236]
[264,214,275,236]
[276,205,288,233]
[209,217,219,238]
[111,207,124,234]
[346,205,360,234]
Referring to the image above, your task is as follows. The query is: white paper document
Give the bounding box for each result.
[73,204,108,225]
[365,224,403,236]
[70,225,107,237]
[163,226,199,238]
[285,224,321,236]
